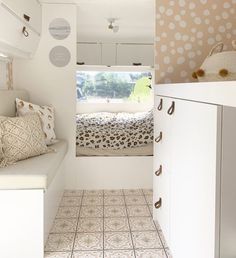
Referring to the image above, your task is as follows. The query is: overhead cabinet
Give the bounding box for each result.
[77,42,154,66]
[2,0,41,33]
[0,0,41,58]
[153,91,236,258]
[77,43,102,65]
[116,43,154,66]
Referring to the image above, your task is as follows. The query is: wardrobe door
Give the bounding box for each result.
[153,96,172,244]
[169,99,221,258]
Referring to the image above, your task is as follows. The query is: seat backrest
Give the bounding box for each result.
[0,90,29,117]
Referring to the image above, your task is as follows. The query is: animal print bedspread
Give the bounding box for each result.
[76,110,153,150]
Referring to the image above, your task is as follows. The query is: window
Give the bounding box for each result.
[76,71,153,104]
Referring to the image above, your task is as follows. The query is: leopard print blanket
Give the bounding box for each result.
[76,110,153,150]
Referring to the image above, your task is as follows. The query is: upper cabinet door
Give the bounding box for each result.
[2,0,42,34]
[116,44,154,66]
[77,43,102,65]
[101,43,116,66]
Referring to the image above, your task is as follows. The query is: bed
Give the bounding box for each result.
[76,110,153,156]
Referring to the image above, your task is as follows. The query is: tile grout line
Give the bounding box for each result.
[70,190,84,258]
[123,189,137,258]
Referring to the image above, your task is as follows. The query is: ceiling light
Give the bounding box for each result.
[107,18,119,33]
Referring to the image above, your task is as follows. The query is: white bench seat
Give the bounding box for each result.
[0,140,68,190]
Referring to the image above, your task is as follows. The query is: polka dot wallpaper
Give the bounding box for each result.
[155,0,236,84]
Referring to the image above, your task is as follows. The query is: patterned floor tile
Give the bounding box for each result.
[142,189,153,195]
[72,250,103,258]
[50,219,77,233]
[84,190,104,196]
[104,217,129,232]
[74,233,103,251]
[82,196,103,206]
[125,195,146,205]
[123,189,143,195]
[80,206,103,218]
[104,249,135,258]
[104,206,127,217]
[104,196,125,206]
[44,252,71,258]
[60,197,82,207]
[135,249,167,258]
[144,195,153,205]
[126,205,151,217]
[129,217,156,231]
[77,218,103,232]
[64,190,84,197]
[56,207,80,219]
[104,189,123,196]
[104,232,133,250]
[132,231,162,249]
[45,233,75,252]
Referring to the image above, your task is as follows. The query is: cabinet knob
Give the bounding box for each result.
[167,101,175,115]
[77,62,85,65]
[155,198,162,209]
[22,26,29,37]
[155,165,162,176]
[155,132,162,143]
[157,98,163,111]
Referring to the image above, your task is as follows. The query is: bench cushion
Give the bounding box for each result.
[0,140,68,190]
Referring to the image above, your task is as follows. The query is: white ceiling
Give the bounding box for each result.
[40,0,155,43]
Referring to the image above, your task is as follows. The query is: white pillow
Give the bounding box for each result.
[16,98,57,145]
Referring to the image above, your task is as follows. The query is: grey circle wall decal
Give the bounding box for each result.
[49,18,71,40]
[49,46,71,67]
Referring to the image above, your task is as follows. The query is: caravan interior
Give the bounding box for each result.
[0,0,236,258]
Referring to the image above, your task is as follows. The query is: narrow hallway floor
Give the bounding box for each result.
[45,189,171,258]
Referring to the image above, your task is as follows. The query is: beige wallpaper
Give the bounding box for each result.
[155,0,236,84]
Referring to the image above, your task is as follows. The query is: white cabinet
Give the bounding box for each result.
[101,43,116,66]
[153,95,236,258]
[0,1,41,58]
[77,42,154,66]
[77,43,102,65]
[116,43,154,66]
[2,0,41,33]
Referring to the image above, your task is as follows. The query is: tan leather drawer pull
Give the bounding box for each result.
[157,98,163,111]
[155,132,162,143]
[167,101,175,115]
[155,198,162,209]
[155,165,162,176]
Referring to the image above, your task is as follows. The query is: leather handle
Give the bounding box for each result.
[155,132,162,143]
[132,62,142,66]
[167,101,175,115]
[155,165,162,176]
[22,26,29,37]
[23,14,30,22]
[157,98,163,111]
[155,198,162,209]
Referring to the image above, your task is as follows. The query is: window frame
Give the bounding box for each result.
[76,65,154,114]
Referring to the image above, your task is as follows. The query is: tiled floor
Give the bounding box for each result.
[45,189,170,258]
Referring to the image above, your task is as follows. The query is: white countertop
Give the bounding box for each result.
[155,81,236,108]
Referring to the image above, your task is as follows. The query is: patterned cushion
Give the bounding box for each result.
[0,114,49,168]
[16,98,57,145]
